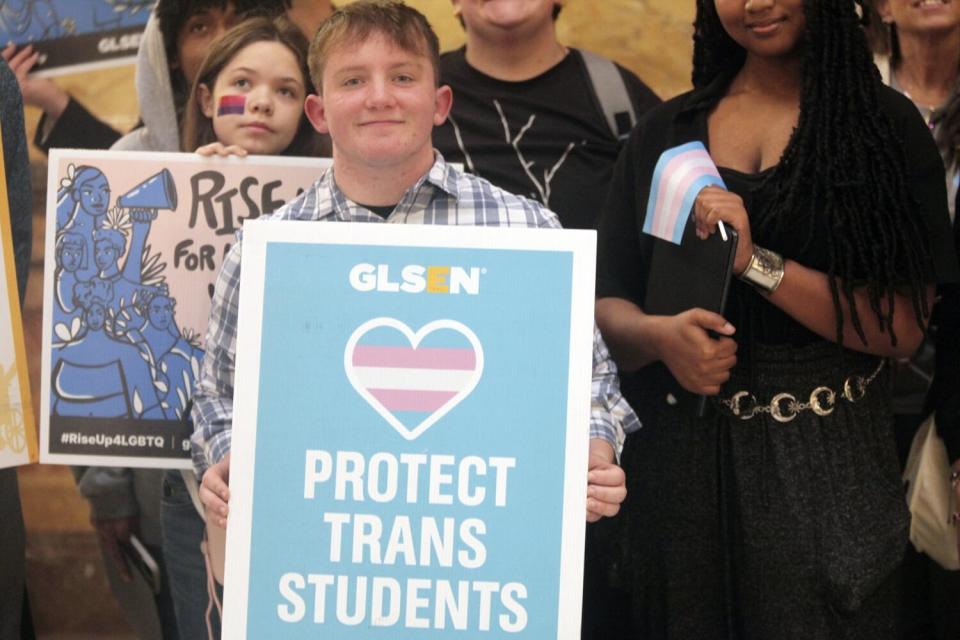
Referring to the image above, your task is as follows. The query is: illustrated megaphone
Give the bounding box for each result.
[118,169,178,212]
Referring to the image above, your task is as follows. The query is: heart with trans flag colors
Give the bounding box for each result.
[344,318,484,441]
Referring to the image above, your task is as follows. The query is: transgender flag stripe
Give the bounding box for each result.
[352,345,476,370]
[368,389,459,413]
[644,141,726,245]
[217,95,245,116]
[351,366,475,392]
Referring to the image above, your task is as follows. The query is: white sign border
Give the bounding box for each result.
[223,220,597,639]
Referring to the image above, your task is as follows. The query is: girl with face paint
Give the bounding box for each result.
[181,16,328,157]
[166,16,328,640]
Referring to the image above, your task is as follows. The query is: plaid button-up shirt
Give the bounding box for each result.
[191,154,639,475]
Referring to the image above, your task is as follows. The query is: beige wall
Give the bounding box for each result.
[24,0,694,162]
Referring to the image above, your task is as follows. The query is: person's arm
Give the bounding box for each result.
[191,241,243,524]
[36,97,123,153]
[1,44,121,153]
[586,329,632,522]
[694,187,931,359]
[594,117,740,396]
[596,298,737,395]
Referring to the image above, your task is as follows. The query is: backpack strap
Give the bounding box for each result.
[577,48,637,141]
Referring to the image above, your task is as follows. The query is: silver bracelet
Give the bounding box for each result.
[739,245,785,294]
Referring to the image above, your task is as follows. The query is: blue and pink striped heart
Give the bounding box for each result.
[344,318,484,441]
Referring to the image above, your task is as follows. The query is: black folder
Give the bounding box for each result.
[643,217,739,416]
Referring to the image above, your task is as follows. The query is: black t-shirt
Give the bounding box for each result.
[597,76,960,349]
[434,47,660,230]
[356,203,396,219]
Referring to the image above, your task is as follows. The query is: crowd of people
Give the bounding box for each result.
[1,0,959,638]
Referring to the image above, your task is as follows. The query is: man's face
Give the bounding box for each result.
[148,297,174,329]
[94,240,119,271]
[453,0,561,38]
[305,33,452,173]
[86,303,106,331]
[176,2,240,87]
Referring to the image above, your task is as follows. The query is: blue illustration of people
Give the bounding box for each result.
[50,165,203,420]
[55,166,111,282]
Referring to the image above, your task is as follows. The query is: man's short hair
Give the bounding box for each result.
[307,0,441,91]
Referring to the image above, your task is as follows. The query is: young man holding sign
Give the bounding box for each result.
[192,0,634,604]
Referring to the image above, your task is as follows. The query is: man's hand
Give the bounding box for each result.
[201,454,231,528]
[587,439,626,523]
[92,515,138,582]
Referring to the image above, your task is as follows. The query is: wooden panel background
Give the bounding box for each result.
[17,1,695,635]
[25,0,695,167]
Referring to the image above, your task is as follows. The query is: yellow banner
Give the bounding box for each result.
[0,119,37,467]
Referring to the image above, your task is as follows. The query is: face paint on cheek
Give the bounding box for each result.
[217,95,246,116]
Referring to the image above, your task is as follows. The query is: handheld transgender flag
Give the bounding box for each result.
[644,141,726,244]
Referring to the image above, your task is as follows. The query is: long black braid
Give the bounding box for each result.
[693,0,931,348]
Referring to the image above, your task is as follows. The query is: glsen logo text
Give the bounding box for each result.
[349,264,483,295]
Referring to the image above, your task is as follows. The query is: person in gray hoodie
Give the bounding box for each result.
[80,3,289,638]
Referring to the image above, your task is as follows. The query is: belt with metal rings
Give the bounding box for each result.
[716,360,885,423]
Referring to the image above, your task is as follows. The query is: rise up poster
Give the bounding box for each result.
[223,221,597,638]
[0,0,154,76]
[40,149,330,468]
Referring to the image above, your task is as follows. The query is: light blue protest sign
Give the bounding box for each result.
[224,222,596,639]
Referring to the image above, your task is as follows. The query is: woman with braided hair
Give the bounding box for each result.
[594,0,959,637]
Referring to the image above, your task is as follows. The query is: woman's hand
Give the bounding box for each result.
[693,186,754,275]
[196,142,248,157]
[657,308,737,395]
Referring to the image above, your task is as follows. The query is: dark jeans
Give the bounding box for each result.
[161,470,221,639]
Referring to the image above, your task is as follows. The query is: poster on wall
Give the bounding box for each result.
[223,221,597,639]
[40,149,330,468]
[0,121,37,470]
[0,1,155,77]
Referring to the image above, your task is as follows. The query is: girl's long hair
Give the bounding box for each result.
[181,16,328,157]
[693,0,931,347]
